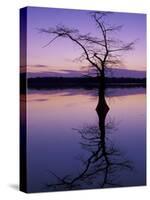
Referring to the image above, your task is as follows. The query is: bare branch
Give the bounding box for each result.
[39,25,102,73]
[109,41,135,52]
[105,24,123,32]
[42,35,60,48]
[39,11,136,79]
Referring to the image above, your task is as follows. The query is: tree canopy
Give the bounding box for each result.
[39,12,135,78]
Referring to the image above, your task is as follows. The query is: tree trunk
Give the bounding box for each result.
[96,68,109,114]
[96,71,110,166]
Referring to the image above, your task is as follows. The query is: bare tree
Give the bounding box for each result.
[39,11,135,91]
[38,12,135,191]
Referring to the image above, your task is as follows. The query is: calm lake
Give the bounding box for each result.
[25,87,146,192]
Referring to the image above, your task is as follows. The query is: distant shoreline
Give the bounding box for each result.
[20,76,146,91]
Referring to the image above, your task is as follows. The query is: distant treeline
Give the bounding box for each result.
[20,75,146,90]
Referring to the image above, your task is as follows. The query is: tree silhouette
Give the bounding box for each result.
[39,11,135,92]
[39,12,135,191]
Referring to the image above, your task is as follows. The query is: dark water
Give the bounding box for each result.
[24,87,146,192]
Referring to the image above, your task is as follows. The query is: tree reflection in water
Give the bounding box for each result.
[46,91,133,191]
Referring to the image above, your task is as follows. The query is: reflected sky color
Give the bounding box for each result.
[25,88,146,192]
[26,7,146,76]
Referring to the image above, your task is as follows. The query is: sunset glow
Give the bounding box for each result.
[25,7,146,77]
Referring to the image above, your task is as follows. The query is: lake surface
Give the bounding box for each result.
[25,87,146,192]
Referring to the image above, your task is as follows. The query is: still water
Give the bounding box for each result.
[25,87,146,192]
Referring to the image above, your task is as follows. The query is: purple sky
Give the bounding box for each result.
[25,7,146,77]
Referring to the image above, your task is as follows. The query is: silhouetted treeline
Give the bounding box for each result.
[20,74,146,91]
